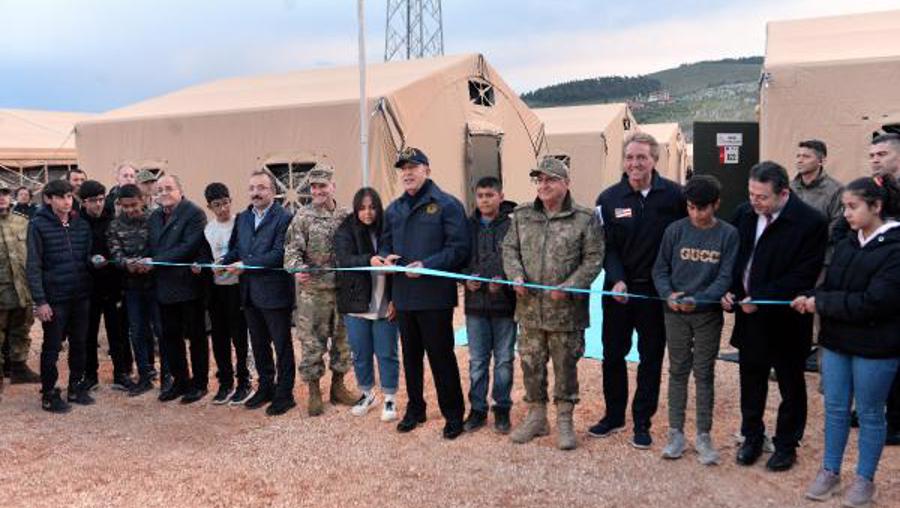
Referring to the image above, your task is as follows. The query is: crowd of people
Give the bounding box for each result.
[1,132,899,506]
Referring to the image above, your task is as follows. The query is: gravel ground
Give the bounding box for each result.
[1,317,899,508]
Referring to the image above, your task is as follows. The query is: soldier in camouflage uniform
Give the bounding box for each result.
[502,157,605,450]
[0,180,41,399]
[284,164,359,415]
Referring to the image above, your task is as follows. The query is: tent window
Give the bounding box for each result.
[551,154,571,168]
[468,80,495,107]
[266,161,316,211]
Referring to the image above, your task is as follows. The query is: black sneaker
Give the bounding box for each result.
[493,407,511,435]
[631,429,653,449]
[266,398,297,416]
[158,384,186,402]
[42,388,71,414]
[111,374,136,392]
[212,385,233,405]
[463,410,488,432]
[128,378,154,397]
[443,420,464,440]
[397,412,427,433]
[766,449,797,471]
[587,417,626,438]
[244,388,274,409]
[159,374,174,394]
[229,384,253,405]
[81,376,100,393]
[67,387,96,406]
[180,387,208,404]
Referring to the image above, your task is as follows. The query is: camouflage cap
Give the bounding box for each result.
[0,180,10,193]
[529,156,569,179]
[308,163,335,185]
[136,169,158,184]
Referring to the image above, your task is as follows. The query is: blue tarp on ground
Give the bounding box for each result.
[454,272,641,362]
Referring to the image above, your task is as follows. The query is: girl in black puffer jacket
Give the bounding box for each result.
[334,187,399,421]
[793,174,900,505]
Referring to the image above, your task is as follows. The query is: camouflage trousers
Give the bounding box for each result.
[518,327,585,404]
[0,306,32,370]
[295,288,352,382]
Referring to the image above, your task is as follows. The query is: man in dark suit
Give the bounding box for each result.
[722,161,827,472]
[144,174,209,404]
[222,169,296,416]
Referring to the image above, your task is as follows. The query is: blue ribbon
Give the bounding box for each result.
[137,260,793,306]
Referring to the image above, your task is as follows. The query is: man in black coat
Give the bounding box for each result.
[722,161,827,471]
[144,175,209,404]
[222,169,297,416]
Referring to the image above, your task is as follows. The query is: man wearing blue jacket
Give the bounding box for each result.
[372,147,470,439]
[223,169,296,416]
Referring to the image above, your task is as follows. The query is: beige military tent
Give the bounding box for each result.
[0,109,92,187]
[533,103,637,205]
[761,10,900,183]
[76,54,543,211]
[638,122,687,183]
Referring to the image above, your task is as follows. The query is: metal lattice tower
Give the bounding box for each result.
[384,0,444,61]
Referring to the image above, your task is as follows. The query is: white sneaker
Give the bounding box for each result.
[351,392,376,416]
[381,399,398,422]
[695,433,720,466]
[661,429,686,459]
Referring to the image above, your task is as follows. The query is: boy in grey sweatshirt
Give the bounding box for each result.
[652,175,738,465]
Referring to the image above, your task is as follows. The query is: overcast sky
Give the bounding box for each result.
[1,0,896,112]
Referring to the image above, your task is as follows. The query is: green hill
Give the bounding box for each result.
[522,56,763,140]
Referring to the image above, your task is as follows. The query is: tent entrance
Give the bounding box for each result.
[466,124,504,212]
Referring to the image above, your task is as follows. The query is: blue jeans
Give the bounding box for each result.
[465,315,517,412]
[822,348,900,480]
[344,315,399,394]
[124,288,155,378]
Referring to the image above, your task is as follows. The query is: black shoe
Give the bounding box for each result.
[493,407,511,435]
[111,374,136,392]
[587,417,626,438]
[631,428,653,449]
[463,410,488,432]
[159,374,174,394]
[766,449,797,471]
[128,378,154,397]
[443,420,464,440]
[396,412,427,433]
[41,388,71,414]
[885,425,900,446]
[736,438,764,466]
[244,388,274,409]
[265,398,297,416]
[66,387,96,406]
[229,383,253,405]
[158,384,186,402]
[81,376,100,393]
[850,410,860,429]
[180,387,208,404]
[147,368,159,380]
[9,361,41,384]
[212,385,233,405]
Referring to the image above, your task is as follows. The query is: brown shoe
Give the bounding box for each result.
[329,373,360,406]
[10,361,41,384]
[307,381,324,416]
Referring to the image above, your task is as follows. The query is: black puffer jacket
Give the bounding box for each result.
[463,201,517,317]
[815,224,900,359]
[334,215,392,315]
[26,205,93,305]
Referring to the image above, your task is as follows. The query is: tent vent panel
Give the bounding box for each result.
[266,161,316,212]
[468,80,495,107]
[550,154,571,168]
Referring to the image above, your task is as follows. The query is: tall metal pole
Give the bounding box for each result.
[358,0,369,188]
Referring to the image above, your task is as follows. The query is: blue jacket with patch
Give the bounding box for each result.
[379,179,470,311]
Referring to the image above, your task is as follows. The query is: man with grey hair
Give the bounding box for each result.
[105,163,138,214]
[144,174,209,404]
[590,132,686,449]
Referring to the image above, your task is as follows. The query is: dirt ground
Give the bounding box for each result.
[1,315,899,508]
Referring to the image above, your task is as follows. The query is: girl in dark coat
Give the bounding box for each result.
[794,174,900,506]
[334,187,399,421]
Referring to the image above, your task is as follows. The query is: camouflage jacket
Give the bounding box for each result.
[0,210,32,307]
[503,193,605,331]
[284,200,351,290]
[107,211,152,289]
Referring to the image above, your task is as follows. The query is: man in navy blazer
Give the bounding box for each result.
[145,175,209,404]
[722,161,827,472]
[222,169,297,416]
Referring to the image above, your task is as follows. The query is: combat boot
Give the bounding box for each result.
[557,402,577,450]
[307,381,324,416]
[510,403,549,444]
[329,373,360,406]
[10,361,40,384]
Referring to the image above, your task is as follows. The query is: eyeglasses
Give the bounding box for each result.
[209,198,231,209]
[530,175,562,185]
